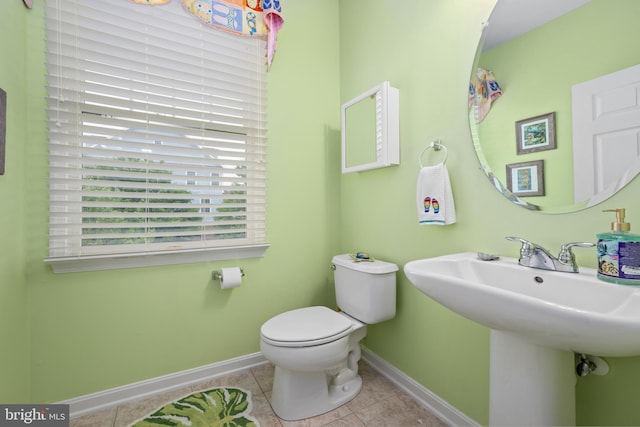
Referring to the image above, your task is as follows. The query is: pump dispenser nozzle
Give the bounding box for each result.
[603,208,630,231]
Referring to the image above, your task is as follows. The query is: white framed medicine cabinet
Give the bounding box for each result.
[341,81,400,173]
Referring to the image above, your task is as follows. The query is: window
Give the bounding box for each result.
[45,0,268,272]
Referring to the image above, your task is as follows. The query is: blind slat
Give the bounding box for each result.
[47,0,267,258]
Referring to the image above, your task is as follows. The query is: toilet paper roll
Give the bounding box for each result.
[220,267,243,289]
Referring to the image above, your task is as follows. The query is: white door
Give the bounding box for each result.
[572,64,640,204]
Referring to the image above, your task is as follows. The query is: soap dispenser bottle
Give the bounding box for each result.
[596,208,640,285]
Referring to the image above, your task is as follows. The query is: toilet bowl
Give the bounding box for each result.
[260,306,366,420]
[260,254,398,420]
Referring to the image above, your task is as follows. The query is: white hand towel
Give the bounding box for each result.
[416,163,456,225]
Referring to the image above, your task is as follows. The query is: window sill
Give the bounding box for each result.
[44,244,270,273]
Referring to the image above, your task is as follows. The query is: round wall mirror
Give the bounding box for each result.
[469,0,640,213]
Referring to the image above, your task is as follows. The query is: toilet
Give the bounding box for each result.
[260,254,398,420]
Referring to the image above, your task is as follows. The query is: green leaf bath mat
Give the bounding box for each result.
[130,387,259,427]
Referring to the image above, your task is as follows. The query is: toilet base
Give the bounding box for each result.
[270,365,362,420]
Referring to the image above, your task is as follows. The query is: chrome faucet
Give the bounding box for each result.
[506,237,595,273]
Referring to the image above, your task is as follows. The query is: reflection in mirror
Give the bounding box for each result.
[341,81,399,174]
[344,94,377,168]
[469,0,640,213]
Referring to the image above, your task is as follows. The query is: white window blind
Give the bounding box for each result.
[45,0,267,264]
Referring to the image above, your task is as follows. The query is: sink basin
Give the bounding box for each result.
[404,252,640,357]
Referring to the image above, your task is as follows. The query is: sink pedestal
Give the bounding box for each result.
[490,330,576,426]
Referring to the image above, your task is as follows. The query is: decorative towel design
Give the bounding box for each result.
[130,387,259,427]
[416,163,456,226]
[469,67,502,123]
[129,0,284,69]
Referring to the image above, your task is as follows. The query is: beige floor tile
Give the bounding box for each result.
[70,361,447,427]
[70,406,117,427]
[353,394,447,427]
[395,392,447,426]
[346,364,403,412]
[191,369,263,396]
[251,362,275,393]
[278,403,353,427]
[323,413,367,427]
[251,393,283,427]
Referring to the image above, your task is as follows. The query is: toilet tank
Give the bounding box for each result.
[331,254,398,324]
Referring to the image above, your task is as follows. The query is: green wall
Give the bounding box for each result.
[2,0,640,426]
[477,0,640,211]
[0,0,30,404]
[338,1,640,426]
[19,0,342,403]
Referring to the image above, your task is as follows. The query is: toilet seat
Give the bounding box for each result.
[261,306,353,347]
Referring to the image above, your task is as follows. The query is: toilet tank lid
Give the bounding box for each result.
[332,254,399,274]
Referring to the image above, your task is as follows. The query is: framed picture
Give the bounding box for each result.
[506,160,544,197]
[515,112,556,154]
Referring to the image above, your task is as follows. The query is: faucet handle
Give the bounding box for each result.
[505,236,535,257]
[558,242,596,265]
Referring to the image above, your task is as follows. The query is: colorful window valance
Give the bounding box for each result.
[129,0,284,69]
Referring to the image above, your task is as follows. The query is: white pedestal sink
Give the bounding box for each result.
[490,330,576,426]
[404,252,640,426]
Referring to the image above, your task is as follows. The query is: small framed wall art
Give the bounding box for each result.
[515,112,556,155]
[506,160,544,197]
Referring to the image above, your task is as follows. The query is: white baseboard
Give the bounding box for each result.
[361,347,480,427]
[61,348,480,426]
[60,352,268,418]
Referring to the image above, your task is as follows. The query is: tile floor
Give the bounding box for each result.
[70,361,447,427]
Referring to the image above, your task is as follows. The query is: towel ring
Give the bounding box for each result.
[419,140,448,167]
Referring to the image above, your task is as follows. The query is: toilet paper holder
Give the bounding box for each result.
[212,268,245,281]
